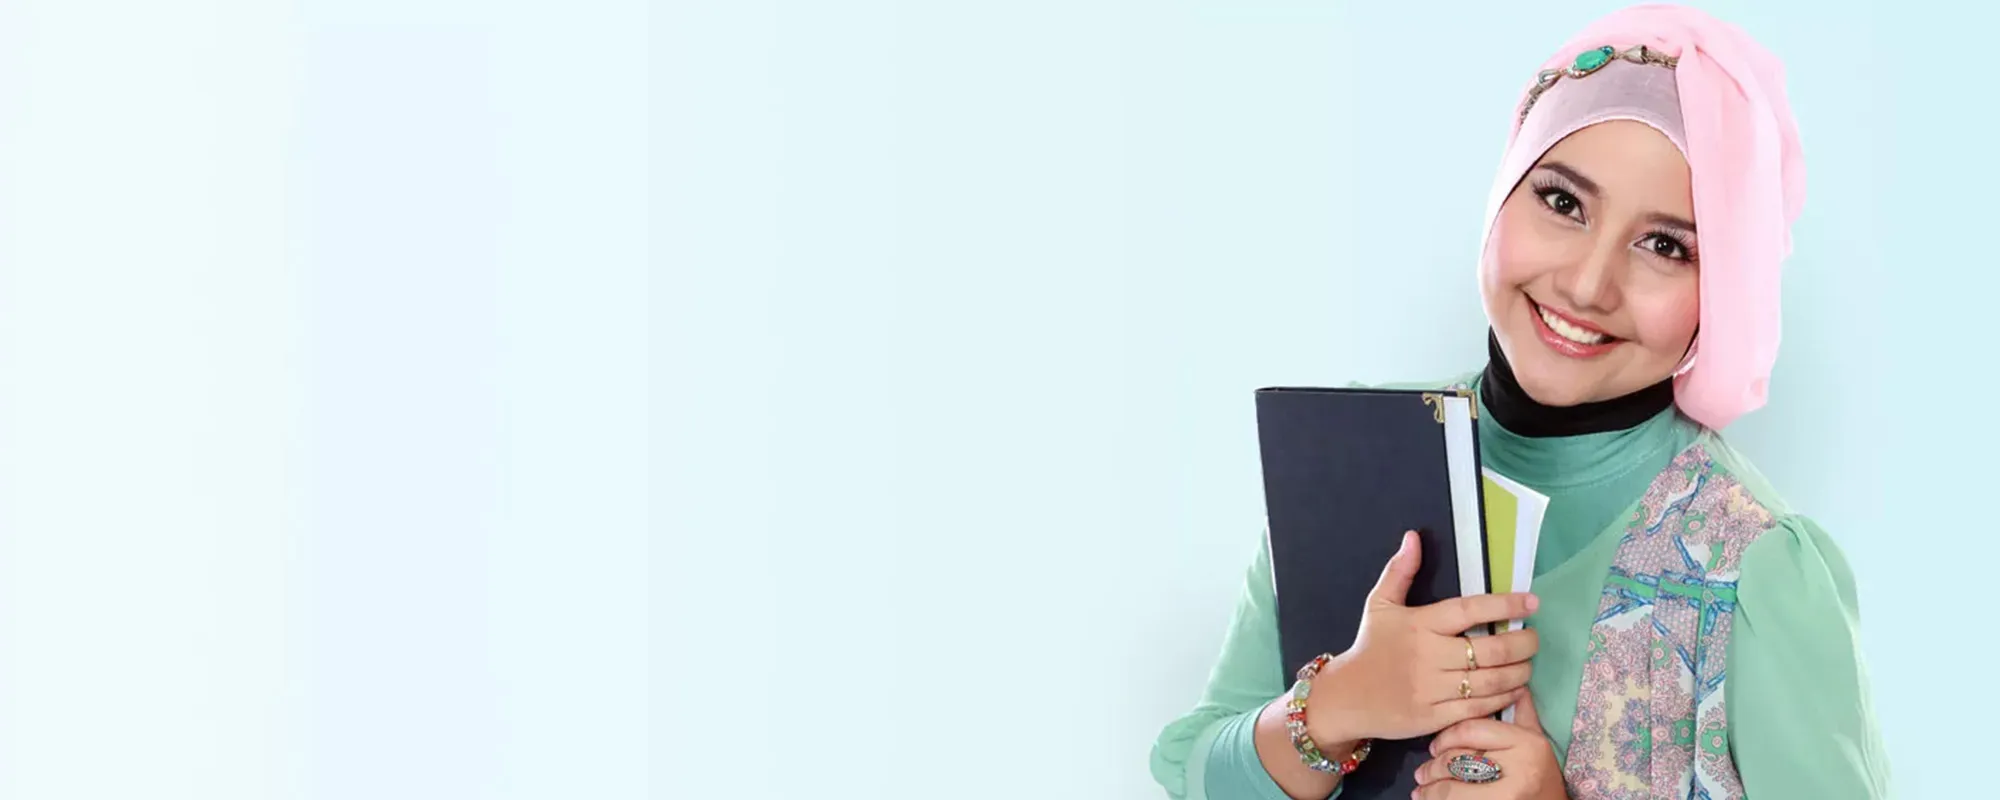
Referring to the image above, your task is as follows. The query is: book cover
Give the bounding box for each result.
[1253,387,1489,797]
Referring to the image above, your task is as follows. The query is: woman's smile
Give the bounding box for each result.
[1527,295,1622,359]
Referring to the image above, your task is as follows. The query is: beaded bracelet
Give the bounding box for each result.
[1283,653,1373,775]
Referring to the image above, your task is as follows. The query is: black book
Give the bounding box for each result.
[1252,387,1491,797]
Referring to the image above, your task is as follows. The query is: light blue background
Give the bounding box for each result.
[0,1,646,798]
[6,0,1971,797]
[667,1,1984,798]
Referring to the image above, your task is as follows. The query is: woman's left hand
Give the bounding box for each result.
[1412,687,1567,799]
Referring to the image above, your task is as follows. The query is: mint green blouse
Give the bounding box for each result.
[1149,375,1893,799]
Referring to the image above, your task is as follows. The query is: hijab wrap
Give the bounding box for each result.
[1477,4,1806,430]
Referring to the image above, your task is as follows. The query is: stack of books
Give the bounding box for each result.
[1252,386,1548,795]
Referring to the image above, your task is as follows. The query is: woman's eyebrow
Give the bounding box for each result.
[1537,161,1600,197]
[1644,212,1697,234]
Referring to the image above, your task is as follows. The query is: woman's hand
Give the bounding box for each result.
[1306,530,1541,745]
[1413,688,1567,799]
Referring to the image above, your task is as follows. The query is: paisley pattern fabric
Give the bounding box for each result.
[1562,445,1778,800]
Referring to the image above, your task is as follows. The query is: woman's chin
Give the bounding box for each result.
[1519,385,1594,408]
[1512,369,1601,408]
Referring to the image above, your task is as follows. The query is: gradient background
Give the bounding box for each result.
[0,0,1972,798]
[669,1,1982,798]
[0,1,646,798]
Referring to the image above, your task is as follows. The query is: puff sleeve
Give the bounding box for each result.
[1727,515,1893,798]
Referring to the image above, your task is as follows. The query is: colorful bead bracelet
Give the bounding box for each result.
[1283,653,1372,775]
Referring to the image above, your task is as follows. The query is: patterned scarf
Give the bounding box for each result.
[1561,445,1778,799]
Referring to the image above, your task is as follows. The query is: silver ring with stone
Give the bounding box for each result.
[1447,752,1502,784]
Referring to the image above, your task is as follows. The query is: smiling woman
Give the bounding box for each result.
[1487,119,1703,407]
[1148,5,1891,800]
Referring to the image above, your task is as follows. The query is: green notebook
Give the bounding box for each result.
[1479,467,1547,724]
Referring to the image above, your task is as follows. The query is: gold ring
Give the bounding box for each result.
[1459,672,1473,700]
[1465,636,1478,670]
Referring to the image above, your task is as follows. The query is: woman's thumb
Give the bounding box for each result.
[1368,530,1420,606]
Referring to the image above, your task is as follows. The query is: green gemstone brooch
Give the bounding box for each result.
[1518,44,1679,122]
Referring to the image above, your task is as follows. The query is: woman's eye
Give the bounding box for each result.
[1538,189,1581,218]
[1642,234,1690,261]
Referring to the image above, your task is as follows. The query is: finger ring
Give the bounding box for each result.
[1459,672,1473,699]
[1464,636,1478,670]
[1448,752,1502,783]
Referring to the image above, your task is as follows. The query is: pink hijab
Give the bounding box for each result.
[1477,4,1806,430]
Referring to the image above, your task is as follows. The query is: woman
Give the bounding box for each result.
[1149,6,1890,800]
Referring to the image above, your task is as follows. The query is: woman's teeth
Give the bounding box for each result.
[1539,306,1609,345]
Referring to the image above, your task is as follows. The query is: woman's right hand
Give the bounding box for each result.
[1306,530,1541,745]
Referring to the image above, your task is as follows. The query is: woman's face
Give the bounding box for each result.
[1482,119,1701,407]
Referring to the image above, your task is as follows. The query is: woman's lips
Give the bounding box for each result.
[1529,298,1620,359]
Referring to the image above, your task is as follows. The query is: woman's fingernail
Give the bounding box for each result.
[1526,594,1540,612]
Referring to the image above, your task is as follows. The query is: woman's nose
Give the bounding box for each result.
[1552,238,1623,313]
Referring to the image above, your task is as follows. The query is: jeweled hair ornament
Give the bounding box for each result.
[1518,44,1679,122]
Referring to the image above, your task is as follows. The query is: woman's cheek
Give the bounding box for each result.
[1632,286,1701,346]
[1485,203,1546,286]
